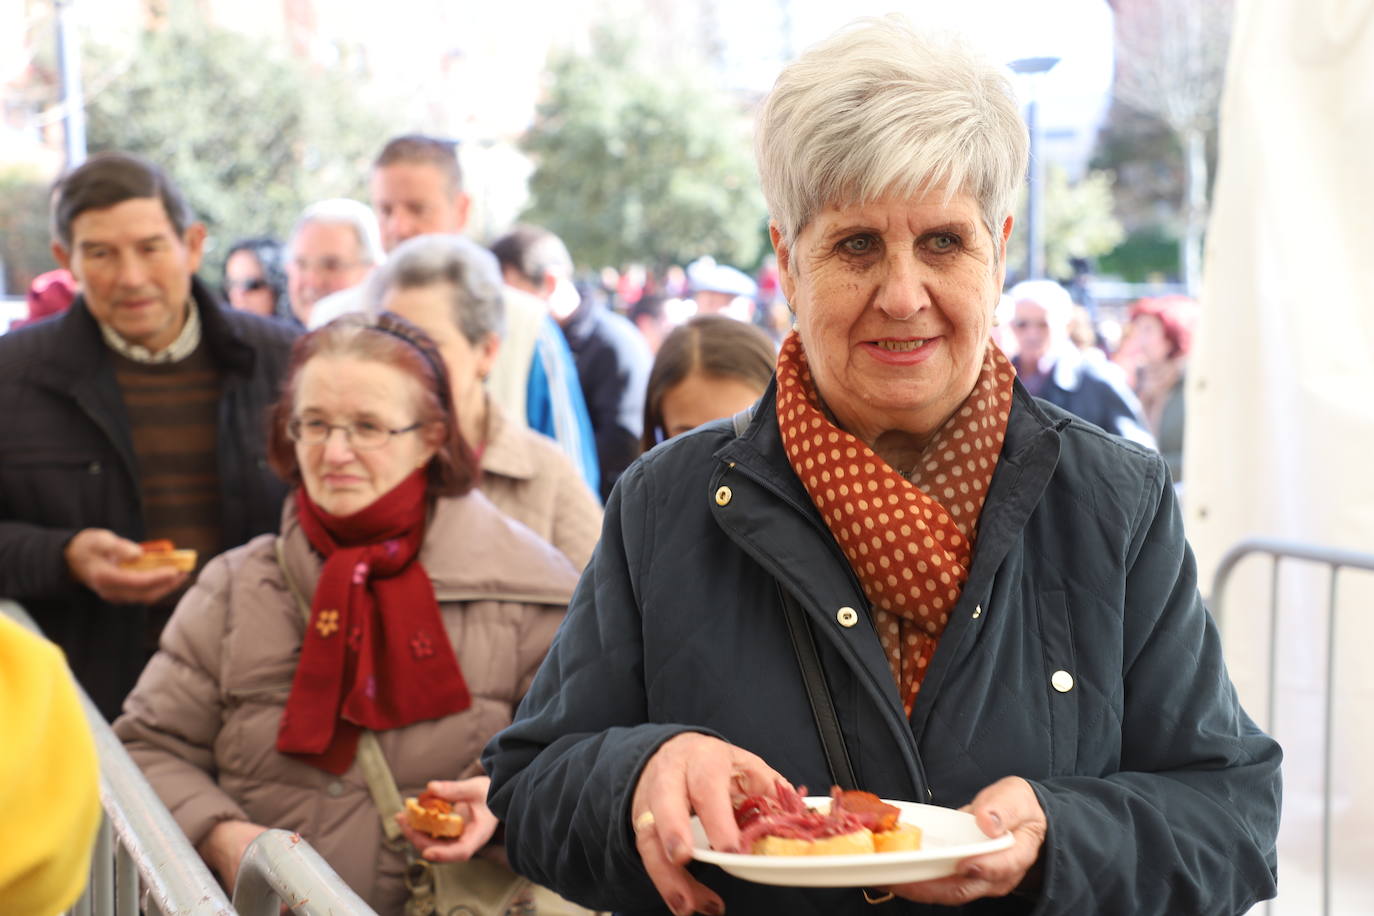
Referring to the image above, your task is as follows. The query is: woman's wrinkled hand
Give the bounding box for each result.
[630,733,789,916]
[394,776,498,863]
[883,776,1047,906]
[197,819,269,893]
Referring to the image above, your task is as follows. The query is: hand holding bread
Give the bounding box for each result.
[64,528,190,605]
[394,776,498,863]
[119,539,198,572]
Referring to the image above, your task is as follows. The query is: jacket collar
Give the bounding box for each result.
[478,399,538,481]
[278,488,579,605]
[711,371,1066,735]
[962,378,1066,595]
[41,276,252,385]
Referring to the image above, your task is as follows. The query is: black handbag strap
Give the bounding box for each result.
[776,582,858,791]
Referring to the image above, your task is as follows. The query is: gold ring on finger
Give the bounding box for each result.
[634,810,656,833]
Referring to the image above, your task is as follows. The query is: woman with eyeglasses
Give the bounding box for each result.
[114,312,581,912]
[221,236,292,323]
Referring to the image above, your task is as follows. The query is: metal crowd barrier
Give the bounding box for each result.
[1208,537,1374,916]
[0,599,375,916]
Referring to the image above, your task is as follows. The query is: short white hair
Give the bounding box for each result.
[1008,279,1075,328]
[290,198,384,266]
[365,233,506,344]
[755,15,1028,254]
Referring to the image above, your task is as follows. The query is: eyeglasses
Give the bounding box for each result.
[292,257,367,276]
[227,278,270,293]
[287,417,422,450]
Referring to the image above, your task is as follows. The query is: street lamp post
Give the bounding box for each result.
[1009,56,1060,281]
[55,0,88,168]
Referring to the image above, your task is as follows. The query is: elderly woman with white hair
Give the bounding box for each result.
[1007,278,1153,447]
[365,234,602,569]
[480,17,1280,916]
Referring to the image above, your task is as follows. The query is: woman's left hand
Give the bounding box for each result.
[884,776,1047,906]
[394,775,498,862]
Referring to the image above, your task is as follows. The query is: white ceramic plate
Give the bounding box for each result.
[690,797,1014,888]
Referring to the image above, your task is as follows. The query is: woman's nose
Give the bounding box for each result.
[871,253,930,320]
[321,426,356,462]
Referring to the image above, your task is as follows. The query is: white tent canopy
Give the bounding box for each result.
[1189,1,1374,911]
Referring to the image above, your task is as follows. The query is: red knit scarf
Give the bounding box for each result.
[775,331,1014,715]
[277,470,471,774]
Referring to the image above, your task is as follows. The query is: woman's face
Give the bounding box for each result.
[382,283,497,424]
[775,190,1009,447]
[1129,314,1172,365]
[293,354,439,516]
[224,250,275,317]
[660,369,764,440]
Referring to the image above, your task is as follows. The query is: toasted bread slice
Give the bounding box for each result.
[753,828,875,856]
[120,548,197,573]
[404,796,466,838]
[873,822,923,852]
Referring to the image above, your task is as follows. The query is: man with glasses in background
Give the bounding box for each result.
[285,198,383,327]
[310,135,600,494]
[0,151,298,720]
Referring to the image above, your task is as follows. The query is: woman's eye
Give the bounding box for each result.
[354,420,385,435]
[841,235,876,254]
[927,233,960,252]
[303,419,330,433]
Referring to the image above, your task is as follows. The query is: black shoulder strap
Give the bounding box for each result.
[776,582,857,790]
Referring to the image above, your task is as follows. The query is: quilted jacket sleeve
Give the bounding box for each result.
[113,551,251,847]
[483,460,711,911]
[1027,457,1281,915]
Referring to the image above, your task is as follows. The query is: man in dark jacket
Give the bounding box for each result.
[483,381,1280,915]
[1008,279,1155,449]
[0,152,298,719]
[492,224,652,501]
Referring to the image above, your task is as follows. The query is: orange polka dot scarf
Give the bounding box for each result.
[775,330,1015,715]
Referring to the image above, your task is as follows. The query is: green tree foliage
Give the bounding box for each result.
[521,28,766,271]
[1008,166,1125,282]
[0,164,55,296]
[83,23,398,276]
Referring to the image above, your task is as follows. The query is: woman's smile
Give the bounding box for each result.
[862,336,940,365]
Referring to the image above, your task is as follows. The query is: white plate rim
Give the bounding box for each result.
[689,797,1014,886]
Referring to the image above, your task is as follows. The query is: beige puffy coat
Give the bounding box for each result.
[114,490,580,914]
[477,399,602,571]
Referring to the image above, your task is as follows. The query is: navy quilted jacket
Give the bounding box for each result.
[484,378,1281,915]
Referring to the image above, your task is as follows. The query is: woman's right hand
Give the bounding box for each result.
[197,819,269,892]
[395,776,498,863]
[630,733,789,916]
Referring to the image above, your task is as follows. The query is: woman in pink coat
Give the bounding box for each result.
[115,313,579,912]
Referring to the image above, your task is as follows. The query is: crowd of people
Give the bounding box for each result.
[1,14,1273,916]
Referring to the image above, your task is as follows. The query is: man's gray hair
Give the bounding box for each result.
[290,198,384,266]
[755,15,1028,255]
[365,234,506,344]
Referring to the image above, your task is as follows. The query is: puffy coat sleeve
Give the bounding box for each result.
[1027,457,1281,915]
[113,551,251,847]
[483,460,712,911]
